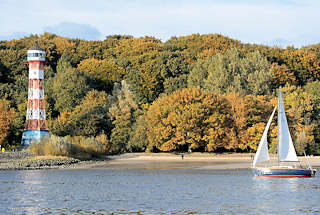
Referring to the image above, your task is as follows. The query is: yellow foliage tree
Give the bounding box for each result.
[78,58,126,83]
[0,99,15,146]
[145,88,237,152]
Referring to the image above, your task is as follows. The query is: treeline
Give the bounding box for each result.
[1,32,320,155]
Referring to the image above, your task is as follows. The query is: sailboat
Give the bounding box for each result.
[253,87,316,177]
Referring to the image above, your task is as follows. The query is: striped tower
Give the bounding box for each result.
[21,43,49,146]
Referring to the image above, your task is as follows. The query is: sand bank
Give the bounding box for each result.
[1,152,319,170]
[72,153,320,170]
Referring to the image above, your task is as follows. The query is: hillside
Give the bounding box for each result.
[1,33,320,155]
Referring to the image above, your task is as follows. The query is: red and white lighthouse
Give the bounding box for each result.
[21,43,49,146]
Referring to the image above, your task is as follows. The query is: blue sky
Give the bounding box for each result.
[1,0,320,47]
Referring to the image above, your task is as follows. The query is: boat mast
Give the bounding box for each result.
[277,87,281,166]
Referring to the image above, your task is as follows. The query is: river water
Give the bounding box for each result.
[1,169,319,214]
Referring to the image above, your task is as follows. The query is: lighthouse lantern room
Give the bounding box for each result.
[21,43,49,146]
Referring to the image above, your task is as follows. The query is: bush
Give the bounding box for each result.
[29,135,72,156]
[30,134,114,158]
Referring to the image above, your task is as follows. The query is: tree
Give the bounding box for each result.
[0,99,15,147]
[164,34,242,63]
[109,81,139,152]
[52,67,90,112]
[127,114,149,152]
[244,51,273,95]
[163,74,188,94]
[0,61,9,83]
[280,49,320,85]
[50,111,71,136]
[77,58,126,91]
[145,88,237,152]
[126,51,164,103]
[272,63,297,86]
[187,58,212,88]
[281,85,316,155]
[202,49,273,95]
[68,90,111,137]
[155,52,190,94]
[204,49,242,94]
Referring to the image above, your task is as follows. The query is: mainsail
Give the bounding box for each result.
[253,107,277,167]
[277,88,299,162]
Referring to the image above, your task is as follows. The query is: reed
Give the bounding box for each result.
[30,135,108,158]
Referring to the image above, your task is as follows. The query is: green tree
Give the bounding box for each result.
[68,90,111,137]
[127,114,149,152]
[204,49,242,94]
[243,51,273,95]
[0,61,9,83]
[189,49,273,95]
[109,81,139,152]
[187,58,212,88]
[52,62,90,112]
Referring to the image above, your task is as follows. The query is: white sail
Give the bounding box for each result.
[278,88,299,162]
[253,107,277,167]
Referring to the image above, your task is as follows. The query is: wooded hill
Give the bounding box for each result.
[1,33,320,155]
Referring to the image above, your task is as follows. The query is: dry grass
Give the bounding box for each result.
[30,135,108,158]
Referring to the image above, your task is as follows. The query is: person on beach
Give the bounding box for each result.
[181,154,184,159]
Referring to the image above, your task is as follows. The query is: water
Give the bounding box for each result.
[1,169,320,214]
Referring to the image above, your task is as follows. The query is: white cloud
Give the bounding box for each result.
[44,22,102,40]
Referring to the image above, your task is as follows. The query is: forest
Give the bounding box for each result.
[1,32,320,156]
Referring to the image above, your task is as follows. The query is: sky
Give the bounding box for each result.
[1,0,320,47]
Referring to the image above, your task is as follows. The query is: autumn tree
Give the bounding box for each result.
[281,85,316,154]
[145,88,237,152]
[280,49,320,85]
[164,34,242,63]
[126,51,164,103]
[0,99,15,147]
[272,63,297,86]
[77,58,126,91]
[304,81,320,148]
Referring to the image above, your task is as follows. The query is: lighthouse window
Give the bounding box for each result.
[28,53,45,57]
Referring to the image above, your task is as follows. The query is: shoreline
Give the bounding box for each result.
[74,152,320,170]
[1,152,319,170]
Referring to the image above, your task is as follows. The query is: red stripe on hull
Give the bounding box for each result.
[256,175,312,178]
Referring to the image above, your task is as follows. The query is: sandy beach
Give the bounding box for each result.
[1,152,319,170]
[71,152,320,170]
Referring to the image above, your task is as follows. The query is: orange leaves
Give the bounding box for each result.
[280,49,320,84]
[145,88,236,152]
[166,34,242,63]
[0,99,15,146]
[272,63,297,86]
[244,122,266,151]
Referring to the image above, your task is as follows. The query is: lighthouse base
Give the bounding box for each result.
[21,130,49,146]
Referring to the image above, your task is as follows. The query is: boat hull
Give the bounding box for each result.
[254,167,316,178]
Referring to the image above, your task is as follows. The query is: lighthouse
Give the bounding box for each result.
[21,43,49,146]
